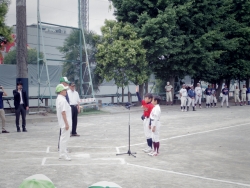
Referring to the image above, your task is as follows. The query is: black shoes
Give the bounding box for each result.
[2,130,9,133]
[17,127,27,132]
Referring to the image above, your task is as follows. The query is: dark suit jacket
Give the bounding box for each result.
[13,89,29,110]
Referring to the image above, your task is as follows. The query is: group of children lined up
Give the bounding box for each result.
[179,83,250,111]
[136,86,161,157]
[179,83,218,112]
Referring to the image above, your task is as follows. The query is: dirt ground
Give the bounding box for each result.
[1,104,250,188]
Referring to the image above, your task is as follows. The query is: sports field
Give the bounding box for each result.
[1,105,250,188]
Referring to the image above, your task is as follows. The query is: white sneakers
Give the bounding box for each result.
[142,147,152,153]
[59,154,71,161]
[148,151,159,156]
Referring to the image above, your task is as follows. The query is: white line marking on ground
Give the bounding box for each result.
[6,151,46,153]
[46,146,50,153]
[0,158,42,161]
[127,163,250,187]
[118,123,250,148]
[43,163,121,166]
[92,158,125,164]
[43,157,125,166]
[48,152,118,155]
[116,147,120,154]
[72,154,90,158]
[67,146,114,149]
[41,158,47,166]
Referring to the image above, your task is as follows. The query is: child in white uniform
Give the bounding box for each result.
[148,95,161,156]
[179,84,188,112]
[195,83,202,109]
[241,85,247,105]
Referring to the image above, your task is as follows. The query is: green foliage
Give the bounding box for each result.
[111,0,250,83]
[0,2,12,42]
[112,0,177,80]
[58,30,101,92]
[4,48,44,64]
[95,20,148,88]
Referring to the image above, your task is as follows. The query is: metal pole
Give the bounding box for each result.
[79,13,95,98]
[39,16,53,108]
[78,0,83,97]
[37,0,40,110]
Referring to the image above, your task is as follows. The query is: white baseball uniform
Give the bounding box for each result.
[211,88,217,104]
[195,86,202,105]
[179,88,187,107]
[221,88,229,107]
[241,88,247,102]
[143,118,151,139]
[165,85,173,102]
[150,104,161,142]
[234,88,241,102]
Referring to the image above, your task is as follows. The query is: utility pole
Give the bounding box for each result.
[16,0,28,98]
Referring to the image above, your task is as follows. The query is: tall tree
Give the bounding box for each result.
[59,30,100,93]
[16,0,28,78]
[0,1,12,64]
[111,0,194,95]
[220,0,250,82]
[0,1,12,43]
[95,20,148,102]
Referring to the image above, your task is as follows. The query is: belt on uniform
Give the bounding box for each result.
[70,105,78,107]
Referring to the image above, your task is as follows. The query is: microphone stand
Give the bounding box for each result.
[116,104,136,157]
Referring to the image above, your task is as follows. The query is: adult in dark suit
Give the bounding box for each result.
[13,82,29,132]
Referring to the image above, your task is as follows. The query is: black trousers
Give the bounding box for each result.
[71,105,78,134]
[15,104,26,129]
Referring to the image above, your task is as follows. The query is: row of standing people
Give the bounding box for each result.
[234,85,250,106]
[166,81,250,111]
[180,83,233,111]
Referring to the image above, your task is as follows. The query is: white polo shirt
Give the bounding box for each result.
[56,94,72,128]
[67,89,80,105]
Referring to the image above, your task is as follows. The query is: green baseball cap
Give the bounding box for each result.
[56,84,68,93]
[19,180,55,188]
[19,174,55,188]
[59,77,70,84]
